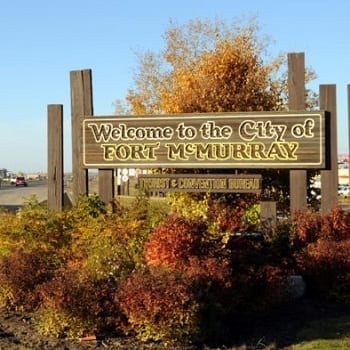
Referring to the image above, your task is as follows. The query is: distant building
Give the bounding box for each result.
[338,155,350,185]
[0,169,7,179]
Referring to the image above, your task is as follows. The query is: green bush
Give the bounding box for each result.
[71,194,163,282]
[0,197,71,258]
[35,304,88,339]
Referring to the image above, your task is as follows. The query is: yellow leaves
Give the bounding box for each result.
[124,16,317,116]
[125,17,286,115]
[161,32,281,114]
[166,192,209,220]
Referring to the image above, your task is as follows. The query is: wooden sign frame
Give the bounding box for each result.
[81,111,328,170]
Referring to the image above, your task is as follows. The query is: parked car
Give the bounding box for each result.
[15,176,28,187]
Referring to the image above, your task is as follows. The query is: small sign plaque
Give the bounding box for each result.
[138,174,262,193]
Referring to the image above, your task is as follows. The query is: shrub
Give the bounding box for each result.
[321,206,350,241]
[141,214,237,343]
[145,215,204,269]
[244,203,261,228]
[289,207,350,248]
[70,193,164,282]
[226,236,289,314]
[166,193,261,238]
[36,267,123,338]
[291,207,350,302]
[166,192,210,220]
[294,238,350,302]
[263,222,296,273]
[143,211,290,343]
[0,197,71,259]
[0,249,56,311]
[117,267,200,345]
[69,194,107,219]
[80,217,149,282]
[289,209,323,249]
[35,304,88,339]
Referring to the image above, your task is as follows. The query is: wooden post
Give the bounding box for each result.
[98,169,115,205]
[288,53,307,214]
[47,104,64,211]
[320,85,337,214]
[70,70,91,203]
[260,201,276,238]
[348,85,350,186]
[70,69,114,206]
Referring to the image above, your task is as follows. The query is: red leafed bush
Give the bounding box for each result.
[133,215,236,343]
[321,206,350,241]
[145,215,232,284]
[36,267,123,336]
[184,256,231,286]
[294,237,350,302]
[207,200,247,233]
[116,268,199,344]
[285,207,350,302]
[232,264,289,313]
[290,207,350,249]
[0,249,55,311]
[289,209,323,248]
[144,215,204,270]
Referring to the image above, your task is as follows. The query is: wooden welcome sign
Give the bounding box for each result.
[81,111,328,169]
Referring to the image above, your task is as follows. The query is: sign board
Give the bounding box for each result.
[82,111,328,169]
[138,174,262,193]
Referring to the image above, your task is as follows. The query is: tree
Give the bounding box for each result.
[118,16,318,208]
[125,17,287,115]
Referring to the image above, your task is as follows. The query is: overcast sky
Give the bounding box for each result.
[1,0,350,173]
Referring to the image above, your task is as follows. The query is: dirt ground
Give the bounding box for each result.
[0,298,349,350]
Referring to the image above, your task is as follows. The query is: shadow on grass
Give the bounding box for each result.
[206,298,350,350]
[291,315,350,349]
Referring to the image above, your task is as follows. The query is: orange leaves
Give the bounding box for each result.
[117,268,199,343]
[160,34,281,114]
[290,206,350,249]
[290,207,350,301]
[127,17,284,116]
[144,216,202,270]
[322,206,350,240]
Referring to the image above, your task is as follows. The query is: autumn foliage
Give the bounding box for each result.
[125,18,284,115]
[291,207,350,302]
[0,194,350,345]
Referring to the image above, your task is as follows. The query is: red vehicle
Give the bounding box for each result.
[15,176,28,187]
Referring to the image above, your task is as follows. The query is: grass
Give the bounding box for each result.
[292,339,350,350]
[219,304,350,350]
[290,315,350,350]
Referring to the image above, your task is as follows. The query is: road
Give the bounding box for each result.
[0,180,48,211]
[1,180,349,213]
